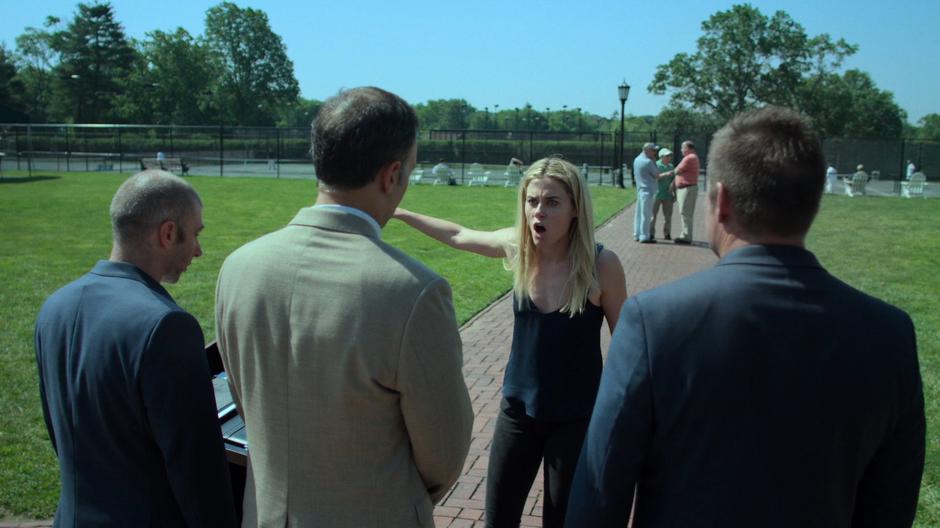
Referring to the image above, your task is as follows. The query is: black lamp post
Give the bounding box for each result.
[618,80,631,188]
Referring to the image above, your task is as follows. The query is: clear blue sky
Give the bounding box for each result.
[2,0,937,123]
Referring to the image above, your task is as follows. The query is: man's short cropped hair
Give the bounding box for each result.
[311,87,418,190]
[110,170,202,246]
[707,106,825,237]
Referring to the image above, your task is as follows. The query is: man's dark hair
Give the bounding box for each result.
[311,87,418,190]
[707,106,825,237]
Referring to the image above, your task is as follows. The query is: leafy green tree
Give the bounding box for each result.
[0,44,26,119]
[914,114,940,141]
[277,97,323,127]
[468,109,490,130]
[576,110,615,134]
[521,103,549,131]
[800,70,905,139]
[414,99,475,129]
[204,2,299,126]
[649,4,856,119]
[836,71,905,139]
[13,18,61,122]
[116,28,217,124]
[110,42,157,124]
[51,2,137,123]
[654,105,723,137]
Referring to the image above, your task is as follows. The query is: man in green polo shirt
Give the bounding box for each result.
[651,147,676,240]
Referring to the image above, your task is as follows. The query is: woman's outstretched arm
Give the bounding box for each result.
[394,208,514,258]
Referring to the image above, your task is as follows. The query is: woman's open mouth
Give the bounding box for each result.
[533,224,546,235]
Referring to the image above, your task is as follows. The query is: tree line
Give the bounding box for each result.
[0,2,301,127]
[0,3,937,140]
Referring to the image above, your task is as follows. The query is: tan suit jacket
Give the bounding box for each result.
[216,206,473,527]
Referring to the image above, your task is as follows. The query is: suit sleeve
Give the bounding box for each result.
[140,311,238,527]
[398,277,473,504]
[851,317,925,528]
[215,268,245,420]
[566,297,654,527]
[34,321,58,455]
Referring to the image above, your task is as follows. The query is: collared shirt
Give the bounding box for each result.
[656,161,675,200]
[633,153,660,193]
[675,152,700,187]
[432,163,453,177]
[312,204,382,238]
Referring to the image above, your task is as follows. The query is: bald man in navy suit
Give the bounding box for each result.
[35,171,236,527]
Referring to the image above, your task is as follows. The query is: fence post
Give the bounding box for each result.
[27,123,33,178]
[897,139,906,195]
[276,127,281,179]
[219,125,224,178]
[460,132,466,184]
[65,126,70,172]
[526,131,532,163]
[117,127,122,173]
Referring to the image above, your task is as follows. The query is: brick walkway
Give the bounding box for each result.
[1,193,716,528]
[433,193,717,527]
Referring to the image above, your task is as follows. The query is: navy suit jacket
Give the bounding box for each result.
[35,261,236,527]
[566,245,924,527]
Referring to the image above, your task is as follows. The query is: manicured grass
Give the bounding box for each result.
[3,174,937,524]
[0,171,631,519]
[808,194,940,527]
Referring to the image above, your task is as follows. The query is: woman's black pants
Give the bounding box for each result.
[484,401,590,528]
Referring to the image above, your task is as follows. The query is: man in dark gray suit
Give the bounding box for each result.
[566,107,925,527]
[35,170,236,527]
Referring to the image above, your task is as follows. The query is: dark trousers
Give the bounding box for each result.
[484,401,590,528]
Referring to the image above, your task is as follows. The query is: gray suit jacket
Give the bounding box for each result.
[216,207,473,527]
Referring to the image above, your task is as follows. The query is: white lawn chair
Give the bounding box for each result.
[467,163,489,186]
[844,172,869,197]
[409,167,428,184]
[901,172,927,198]
[504,167,522,188]
[431,164,453,185]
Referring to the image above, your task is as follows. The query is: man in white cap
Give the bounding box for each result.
[652,148,676,240]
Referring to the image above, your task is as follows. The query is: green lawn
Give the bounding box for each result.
[808,194,940,526]
[0,171,631,519]
[2,174,938,524]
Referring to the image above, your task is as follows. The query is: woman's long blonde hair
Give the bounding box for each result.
[507,157,597,316]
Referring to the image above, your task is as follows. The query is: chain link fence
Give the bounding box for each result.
[1,123,936,191]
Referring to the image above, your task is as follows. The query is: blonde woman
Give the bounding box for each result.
[394,157,627,527]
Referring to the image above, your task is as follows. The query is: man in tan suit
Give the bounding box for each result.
[215,86,473,527]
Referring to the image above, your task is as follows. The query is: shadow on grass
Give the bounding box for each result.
[0,175,61,184]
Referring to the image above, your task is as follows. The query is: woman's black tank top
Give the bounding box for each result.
[502,246,605,421]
